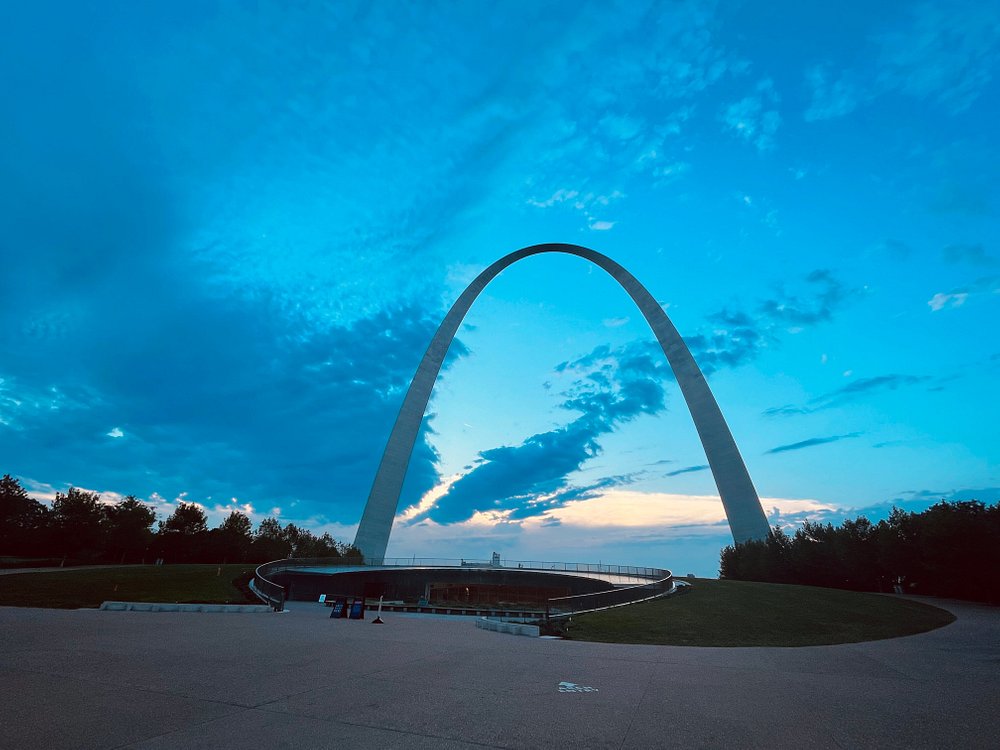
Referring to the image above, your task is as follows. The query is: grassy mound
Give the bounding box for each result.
[562,578,956,646]
[0,564,260,609]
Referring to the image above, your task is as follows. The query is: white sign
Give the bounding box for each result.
[318,594,327,603]
[558,681,598,693]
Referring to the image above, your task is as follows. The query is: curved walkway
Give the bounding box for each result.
[1,597,996,748]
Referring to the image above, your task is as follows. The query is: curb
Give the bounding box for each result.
[99,601,272,613]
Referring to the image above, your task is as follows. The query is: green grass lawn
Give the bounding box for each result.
[0,565,260,609]
[562,578,956,646]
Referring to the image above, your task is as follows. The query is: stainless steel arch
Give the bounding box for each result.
[353,243,770,562]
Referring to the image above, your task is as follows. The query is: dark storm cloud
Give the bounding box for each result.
[765,432,862,455]
[2,294,457,521]
[421,342,672,524]
[423,418,603,524]
[554,344,612,373]
[683,326,768,376]
[665,464,709,477]
[872,440,906,449]
[758,269,846,326]
[0,5,489,524]
[685,269,856,376]
[942,243,995,266]
[502,473,646,522]
[763,374,931,417]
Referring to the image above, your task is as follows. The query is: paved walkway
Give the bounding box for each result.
[1,598,997,749]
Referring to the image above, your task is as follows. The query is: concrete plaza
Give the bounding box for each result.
[1,597,997,749]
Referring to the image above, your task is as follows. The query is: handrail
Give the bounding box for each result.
[253,556,671,612]
[545,574,674,619]
[259,556,668,582]
[252,561,287,611]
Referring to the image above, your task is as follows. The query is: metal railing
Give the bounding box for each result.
[251,562,288,611]
[371,557,668,581]
[261,556,667,581]
[545,574,674,620]
[252,556,671,611]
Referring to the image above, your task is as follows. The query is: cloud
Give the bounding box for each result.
[765,432,862,455]
[410,340,674,525]
[768,487,1000,531]
[679,270,854,380]
[666,464,709,477]
[758,269,847,326]
[720,78,782,150]
[872,440,907,449]
[803,64,863,121]
[0,301,462,527]
[928,291,968,311]
[526,189,580,208]
[386,489,745,575]
[876,1,1000,114]
[516,1,748,211]
[798,3,1000,126]
[386,490,865,576]
[927,181,992,217]
[683,325,768,376]
[527,188,623,232]
[942,243,996,266]
[418,418,603,524]
[928,275,1000,311]
[764,374,932,417]
[404,266,858,527]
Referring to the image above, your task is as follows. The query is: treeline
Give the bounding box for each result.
[720,500,1000,603]
[0,475,361,565]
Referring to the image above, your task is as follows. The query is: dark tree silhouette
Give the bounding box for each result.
[720,499,1000,603]
[0,475,48,556]
[2,473,358,566]
[103,496,157,563]
[50,488,104,562]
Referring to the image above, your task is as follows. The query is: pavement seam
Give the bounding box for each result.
[618,663,657,750]
[106,705,255,750]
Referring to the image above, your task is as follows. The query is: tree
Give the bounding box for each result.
[103,496,156,563]
[220,510,252,538]
[212,510,253,562]
[50,487,104,561]
[161,502,208,535]
[157,502,209,562]
[719,500,1000,603]
[251,517,290,561]
[0,475,48,556]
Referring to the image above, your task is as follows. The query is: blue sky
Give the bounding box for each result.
[2,1,998,575]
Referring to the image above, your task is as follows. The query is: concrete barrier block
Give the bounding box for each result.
[476,617,540,637]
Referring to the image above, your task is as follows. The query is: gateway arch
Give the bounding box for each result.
[354,243,770,562]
